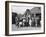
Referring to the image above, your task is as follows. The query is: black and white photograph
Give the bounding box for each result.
[12,6,41,31]
[5,1,45,36]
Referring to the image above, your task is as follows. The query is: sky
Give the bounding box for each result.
[12,5,34,14]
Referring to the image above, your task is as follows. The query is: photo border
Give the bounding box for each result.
[5,1,45,36]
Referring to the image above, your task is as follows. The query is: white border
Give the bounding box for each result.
[9,3,44,34]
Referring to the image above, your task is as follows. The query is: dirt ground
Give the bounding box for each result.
[12,24,41,31]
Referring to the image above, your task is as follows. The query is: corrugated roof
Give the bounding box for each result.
[31,7,41,14]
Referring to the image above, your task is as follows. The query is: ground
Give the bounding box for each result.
[12,24,41,31]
